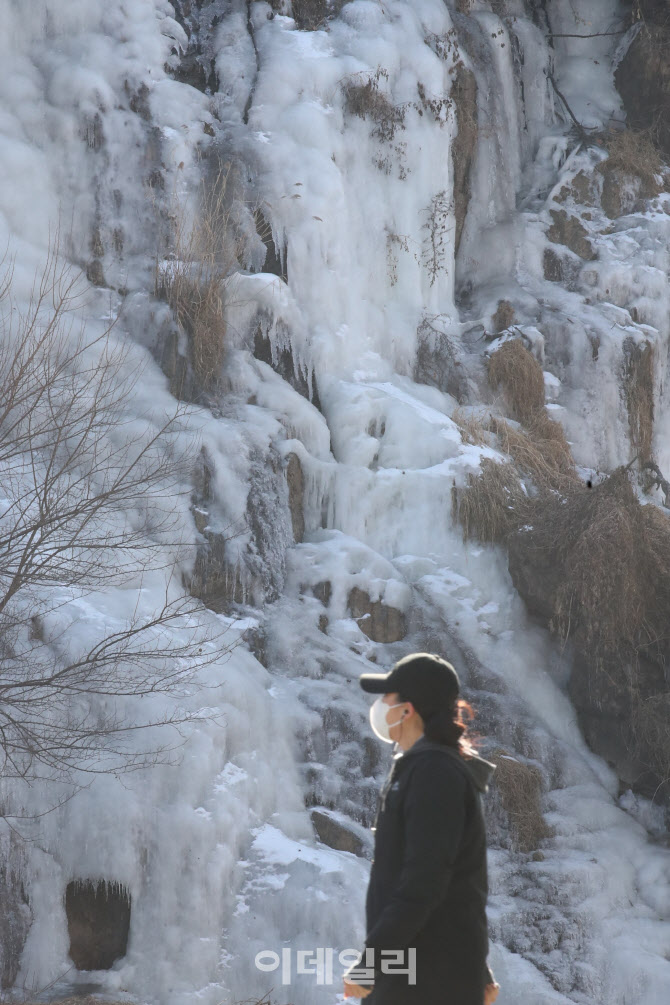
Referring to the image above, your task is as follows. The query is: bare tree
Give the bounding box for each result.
[0,244,229,800]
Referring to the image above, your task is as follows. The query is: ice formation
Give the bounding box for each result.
[0,0,668,1004]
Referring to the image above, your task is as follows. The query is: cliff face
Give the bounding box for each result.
[1,1,669,1003]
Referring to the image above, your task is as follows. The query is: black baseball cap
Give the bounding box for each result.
[359,652,460,720]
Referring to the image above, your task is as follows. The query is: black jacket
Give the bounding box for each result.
[361,737,495,1005]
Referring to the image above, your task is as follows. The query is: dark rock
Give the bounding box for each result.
[310,808,369,857]
[600,166,640,219]
[65,880,131,971]
[568,652,669,803]
[286,452,305,543]
[313,580,332,606]
[554,170,597,206]
[253,325,321,409]
[90,226,105,258]
[543,247,581,287]
[173,52,209,92]
[547,210,596,261]
[615,23,670,158]
[156,328,192,402]
[348,586,407,643]
[126,81,151,121]
[190,446,293,610]
[86,259,106,287]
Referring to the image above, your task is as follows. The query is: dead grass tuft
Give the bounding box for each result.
[491,299,516,333]
[156,166,241,391]
[489,412,578,492]
[343,68,406,142]
[514,467,670,669]
[489,750,552,852]
[452,457,528,543]
[631,692,670,783]
[487,339,545,425]
[599,128,663,198]
[451,407,491,446]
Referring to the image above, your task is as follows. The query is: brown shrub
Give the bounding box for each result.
[291,0,328,30]
[156,166,240,391]
[343,68,405,142]
[489,750,552,852]
[162,272,225,390]
[452,457,528,543]
[515,468,670,669]
[491,299,515,333]
[599,128,663,199]
[489,412,578,492]
[487,339,545,424]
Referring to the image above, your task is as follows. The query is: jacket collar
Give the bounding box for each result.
[393,735,496,793]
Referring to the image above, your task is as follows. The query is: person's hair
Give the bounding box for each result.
[401,694,478,757]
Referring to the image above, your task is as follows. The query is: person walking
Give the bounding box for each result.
[343,652,500,1005]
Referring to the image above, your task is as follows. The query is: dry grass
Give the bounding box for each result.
[489,750,552,852]
[453,379,577,543]
[599,128,663,198]
[491,299,515,333]
[490,412,578,492]
[453,457,528,543]
[622,338,655,463]
[451,407,491,446]
[487,339,546,424]
[156,166,241,391]
[513,468,670,669]
[343,68,405,142]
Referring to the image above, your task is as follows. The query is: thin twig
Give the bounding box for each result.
[547,30,626,38]
[547,72,590,147]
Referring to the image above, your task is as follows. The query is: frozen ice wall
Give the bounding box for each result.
[0,0,669,1004]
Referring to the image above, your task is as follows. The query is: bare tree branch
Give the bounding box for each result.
[0,241,233,805]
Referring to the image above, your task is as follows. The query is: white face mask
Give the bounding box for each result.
[369,697,406,743]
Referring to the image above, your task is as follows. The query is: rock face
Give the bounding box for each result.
[170,1,220,94]
[615,17,670,158]
[286,452,305,543]
[65,880,131,971]
[599,166,641,220]
[310,808,371,857]
[347,587,407,643]
[254,325,321,408]
[190,447,294,610]
[547,210,596,261]
[567,653,668,801]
